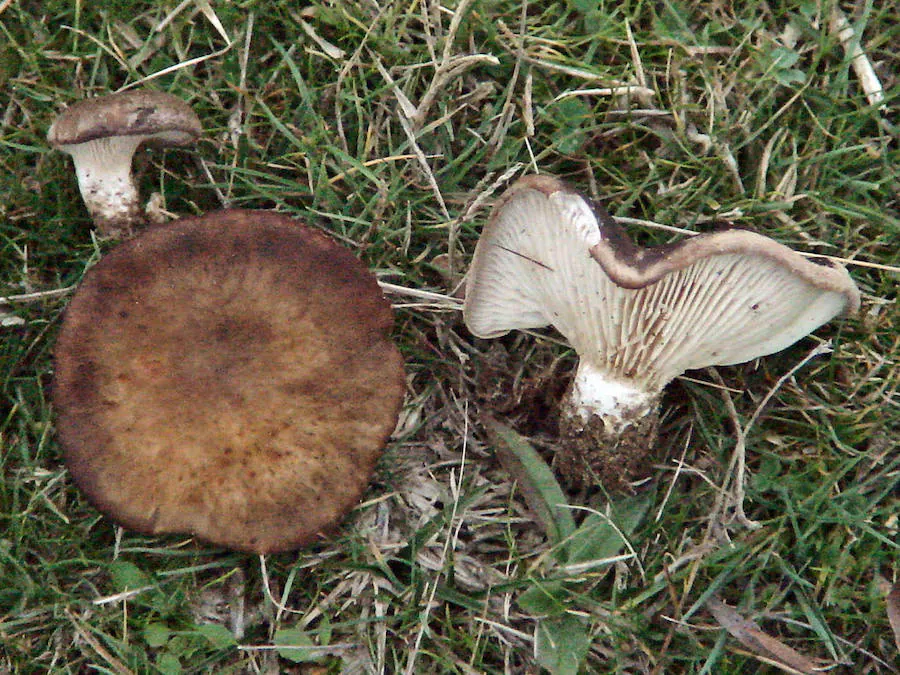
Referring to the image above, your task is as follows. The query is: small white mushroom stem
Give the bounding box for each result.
[65,136,145,238]
[556,360,662,492]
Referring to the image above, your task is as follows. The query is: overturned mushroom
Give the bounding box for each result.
[53,210,406,553]
[464,175,860,490]
[47,90,202,239]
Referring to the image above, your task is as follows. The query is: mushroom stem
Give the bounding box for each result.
[66,137,145,238]
[565,361,657,427]
[556,360,661,491]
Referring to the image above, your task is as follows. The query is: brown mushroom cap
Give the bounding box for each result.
[47,90,202,148]
[52,210,406,554]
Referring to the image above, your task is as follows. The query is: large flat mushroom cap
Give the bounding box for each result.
[52,210,406,554]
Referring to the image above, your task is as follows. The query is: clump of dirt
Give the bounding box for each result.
[472,340,568,437]
[467,338,669,497]
[555,403,661,493]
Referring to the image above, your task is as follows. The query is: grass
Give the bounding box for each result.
[1,0,898,673]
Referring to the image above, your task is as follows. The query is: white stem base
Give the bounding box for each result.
[566,361,657,431]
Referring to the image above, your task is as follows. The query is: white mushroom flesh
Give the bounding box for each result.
[569,361,657,427]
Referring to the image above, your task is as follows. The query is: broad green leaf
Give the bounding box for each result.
[156,652,182,675]
[552,127,587,156]
[535,614,591,675]
[517,580,569,617]
[274,627,322,664]
[143,622,170,648]
[775,69,806,86]
[566,491,653,565]
[483,417,576,550]
[768,46,801,70]
[108,560,151,592]
[197,622,237,650]
[317,614,332,646]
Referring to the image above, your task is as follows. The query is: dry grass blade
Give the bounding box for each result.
[487,0,527,151]
[65,609,136,675]
[377,280,463,310]
[412,0,498,128]
[554,85,656,102]
[0,286,77,304]
[828,7,885,109]
[194,0,232,46]
[298,17,345,59]
[372,56,450,220]
[705,596,830,675]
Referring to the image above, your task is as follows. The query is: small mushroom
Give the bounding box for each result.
[464,175,860,490]
[47,90,202,239]
[52,210,406,553]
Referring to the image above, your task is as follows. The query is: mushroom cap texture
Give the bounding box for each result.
[53,210,406,554]
[464,175,860,393]
[47,90,202,148]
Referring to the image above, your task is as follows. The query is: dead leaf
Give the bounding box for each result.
[705,596,830,675]
[886,579,900,652]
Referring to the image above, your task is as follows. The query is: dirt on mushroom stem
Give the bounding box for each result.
[555,393,661,493]
[553,361,663,491]
[470,342,662,494]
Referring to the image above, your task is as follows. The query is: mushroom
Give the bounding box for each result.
[47,90,202,239]
[463,175,860,490]
[52,210,406,553]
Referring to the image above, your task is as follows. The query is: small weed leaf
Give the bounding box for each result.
[108,560,152,592]
[566,491,653,566]
[143,622,171,648]
[758,45,807,86]
[484,417,576,552]
[196,622,237,650]
[274,627,323,664]
[517,579,570,618]
[155,652,183,675]
[535,613,591,675]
